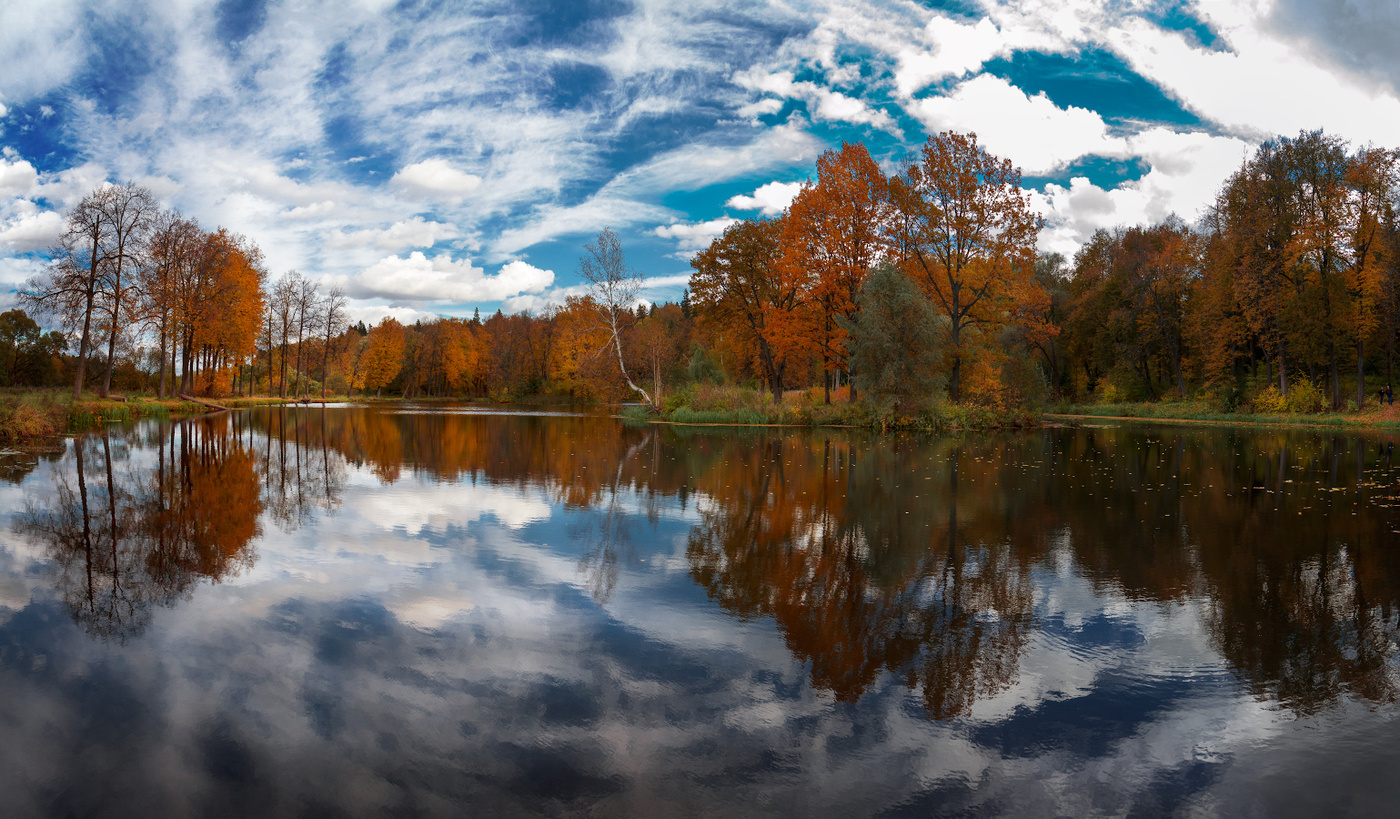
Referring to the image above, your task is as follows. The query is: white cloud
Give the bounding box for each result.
[0,254,43,289]
[654,217,738,255]
[343,303,441,328]
[894,16,1008,96]
[0,154,38,198]
[912,74,1127,175]
[492,197,674,259]
[736,70,899,133]
[349,252,553,305]
[329,217,460,252]
[1033,129,1252,257]
[725,180,803,216]
[390,158,482,198]
[0,206,62,253]
[1105,5,1400,145]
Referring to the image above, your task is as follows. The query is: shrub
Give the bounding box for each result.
[1285,380,1324,413]
[1252,385,1286,414]
[686,342,725,385]
[842,263,945,413]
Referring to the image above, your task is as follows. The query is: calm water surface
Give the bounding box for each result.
[3,406,1400,817]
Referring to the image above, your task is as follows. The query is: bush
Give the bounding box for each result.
[686,343,725,385]
[843,263,946,413]
[1285,380,1324,413]
[1251,380,1324,414]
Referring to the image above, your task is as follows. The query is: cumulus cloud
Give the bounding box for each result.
[654,217,739,255]
[349,253,553,305]
[725,180,803,216]
[390,158,483,198]
[1033,129,1251,257]
[912,74,1126,175]
[0,254,43,290]
[0,206,63,253]
[894,15,1008,95]
[0,153,38,198]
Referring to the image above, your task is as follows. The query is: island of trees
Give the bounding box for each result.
[9,127,1400,427]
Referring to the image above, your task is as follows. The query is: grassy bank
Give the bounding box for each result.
[1048,400,1400,430]
[0,390,313,446]
[622,385,1037,432]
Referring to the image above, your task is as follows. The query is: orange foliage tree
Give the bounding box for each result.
[360,317,406,397]
[890,132,1043,401]
[690,217,799,399]
[779,142,890,402]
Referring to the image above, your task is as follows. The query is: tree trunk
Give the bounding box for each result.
[157,318,168,399]
[1357,340,1366,409]
[101,287,120,397]
[1329,342,1340,409]
[71,231,101,400]
[948,320,962,402]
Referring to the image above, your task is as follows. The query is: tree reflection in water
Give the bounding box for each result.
[14,410,352,642]
[15,415,263,641]
[685,433,1036,718]
[239,409,1400,719]
[17,406,1400,720]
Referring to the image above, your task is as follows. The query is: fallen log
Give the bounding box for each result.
[176,393,231,412]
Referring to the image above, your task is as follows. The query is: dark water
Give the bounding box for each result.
[3,406,1400,817]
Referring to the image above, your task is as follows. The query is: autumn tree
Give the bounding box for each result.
[1344,147,1398,406]
[361,317,406,397]
[889,132,1042,402]
[779,142,890,402]
[140,212,201,398]
[690,217,795,399]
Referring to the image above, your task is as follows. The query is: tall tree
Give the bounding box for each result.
[139,212,201,398]
[23,188,113,399]
[889,132,1042,401]
[361,317,406,398]
[319,286,348,399]
[95,183,158,397]
[690,217,794,400]
[779,142,891,402]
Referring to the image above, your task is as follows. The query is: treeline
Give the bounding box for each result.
[1052,131,1400,410]
[23,183,266,398]
[19,128,1399,410]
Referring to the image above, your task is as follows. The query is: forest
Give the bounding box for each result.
[13,128,1400,416]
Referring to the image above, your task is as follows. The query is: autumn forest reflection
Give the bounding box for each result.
[16,406,1400,719]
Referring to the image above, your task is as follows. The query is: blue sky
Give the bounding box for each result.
[1,0,1399,326]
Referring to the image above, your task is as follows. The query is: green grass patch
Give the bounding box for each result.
[1050,401,1400,430]
[644,384,1036,432]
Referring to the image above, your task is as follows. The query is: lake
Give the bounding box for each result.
[2,406,1400,817]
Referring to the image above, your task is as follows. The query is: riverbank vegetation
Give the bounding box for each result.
[10,128,1400,434]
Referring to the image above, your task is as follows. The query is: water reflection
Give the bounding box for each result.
[14,407,1400,722]
[14,416,263,641]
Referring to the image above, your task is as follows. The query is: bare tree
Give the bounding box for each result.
[95,184,158,396]
[293,276,321,398]
[579,228,655,409]
[272,273,299,397]
[22,188,113,399]
[319,286,347,399]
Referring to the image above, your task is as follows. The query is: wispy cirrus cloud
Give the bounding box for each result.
[1,0,1398,324]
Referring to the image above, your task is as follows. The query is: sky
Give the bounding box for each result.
[1,0,1398,327]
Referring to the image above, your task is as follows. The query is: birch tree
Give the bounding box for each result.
[579,228,656,409]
